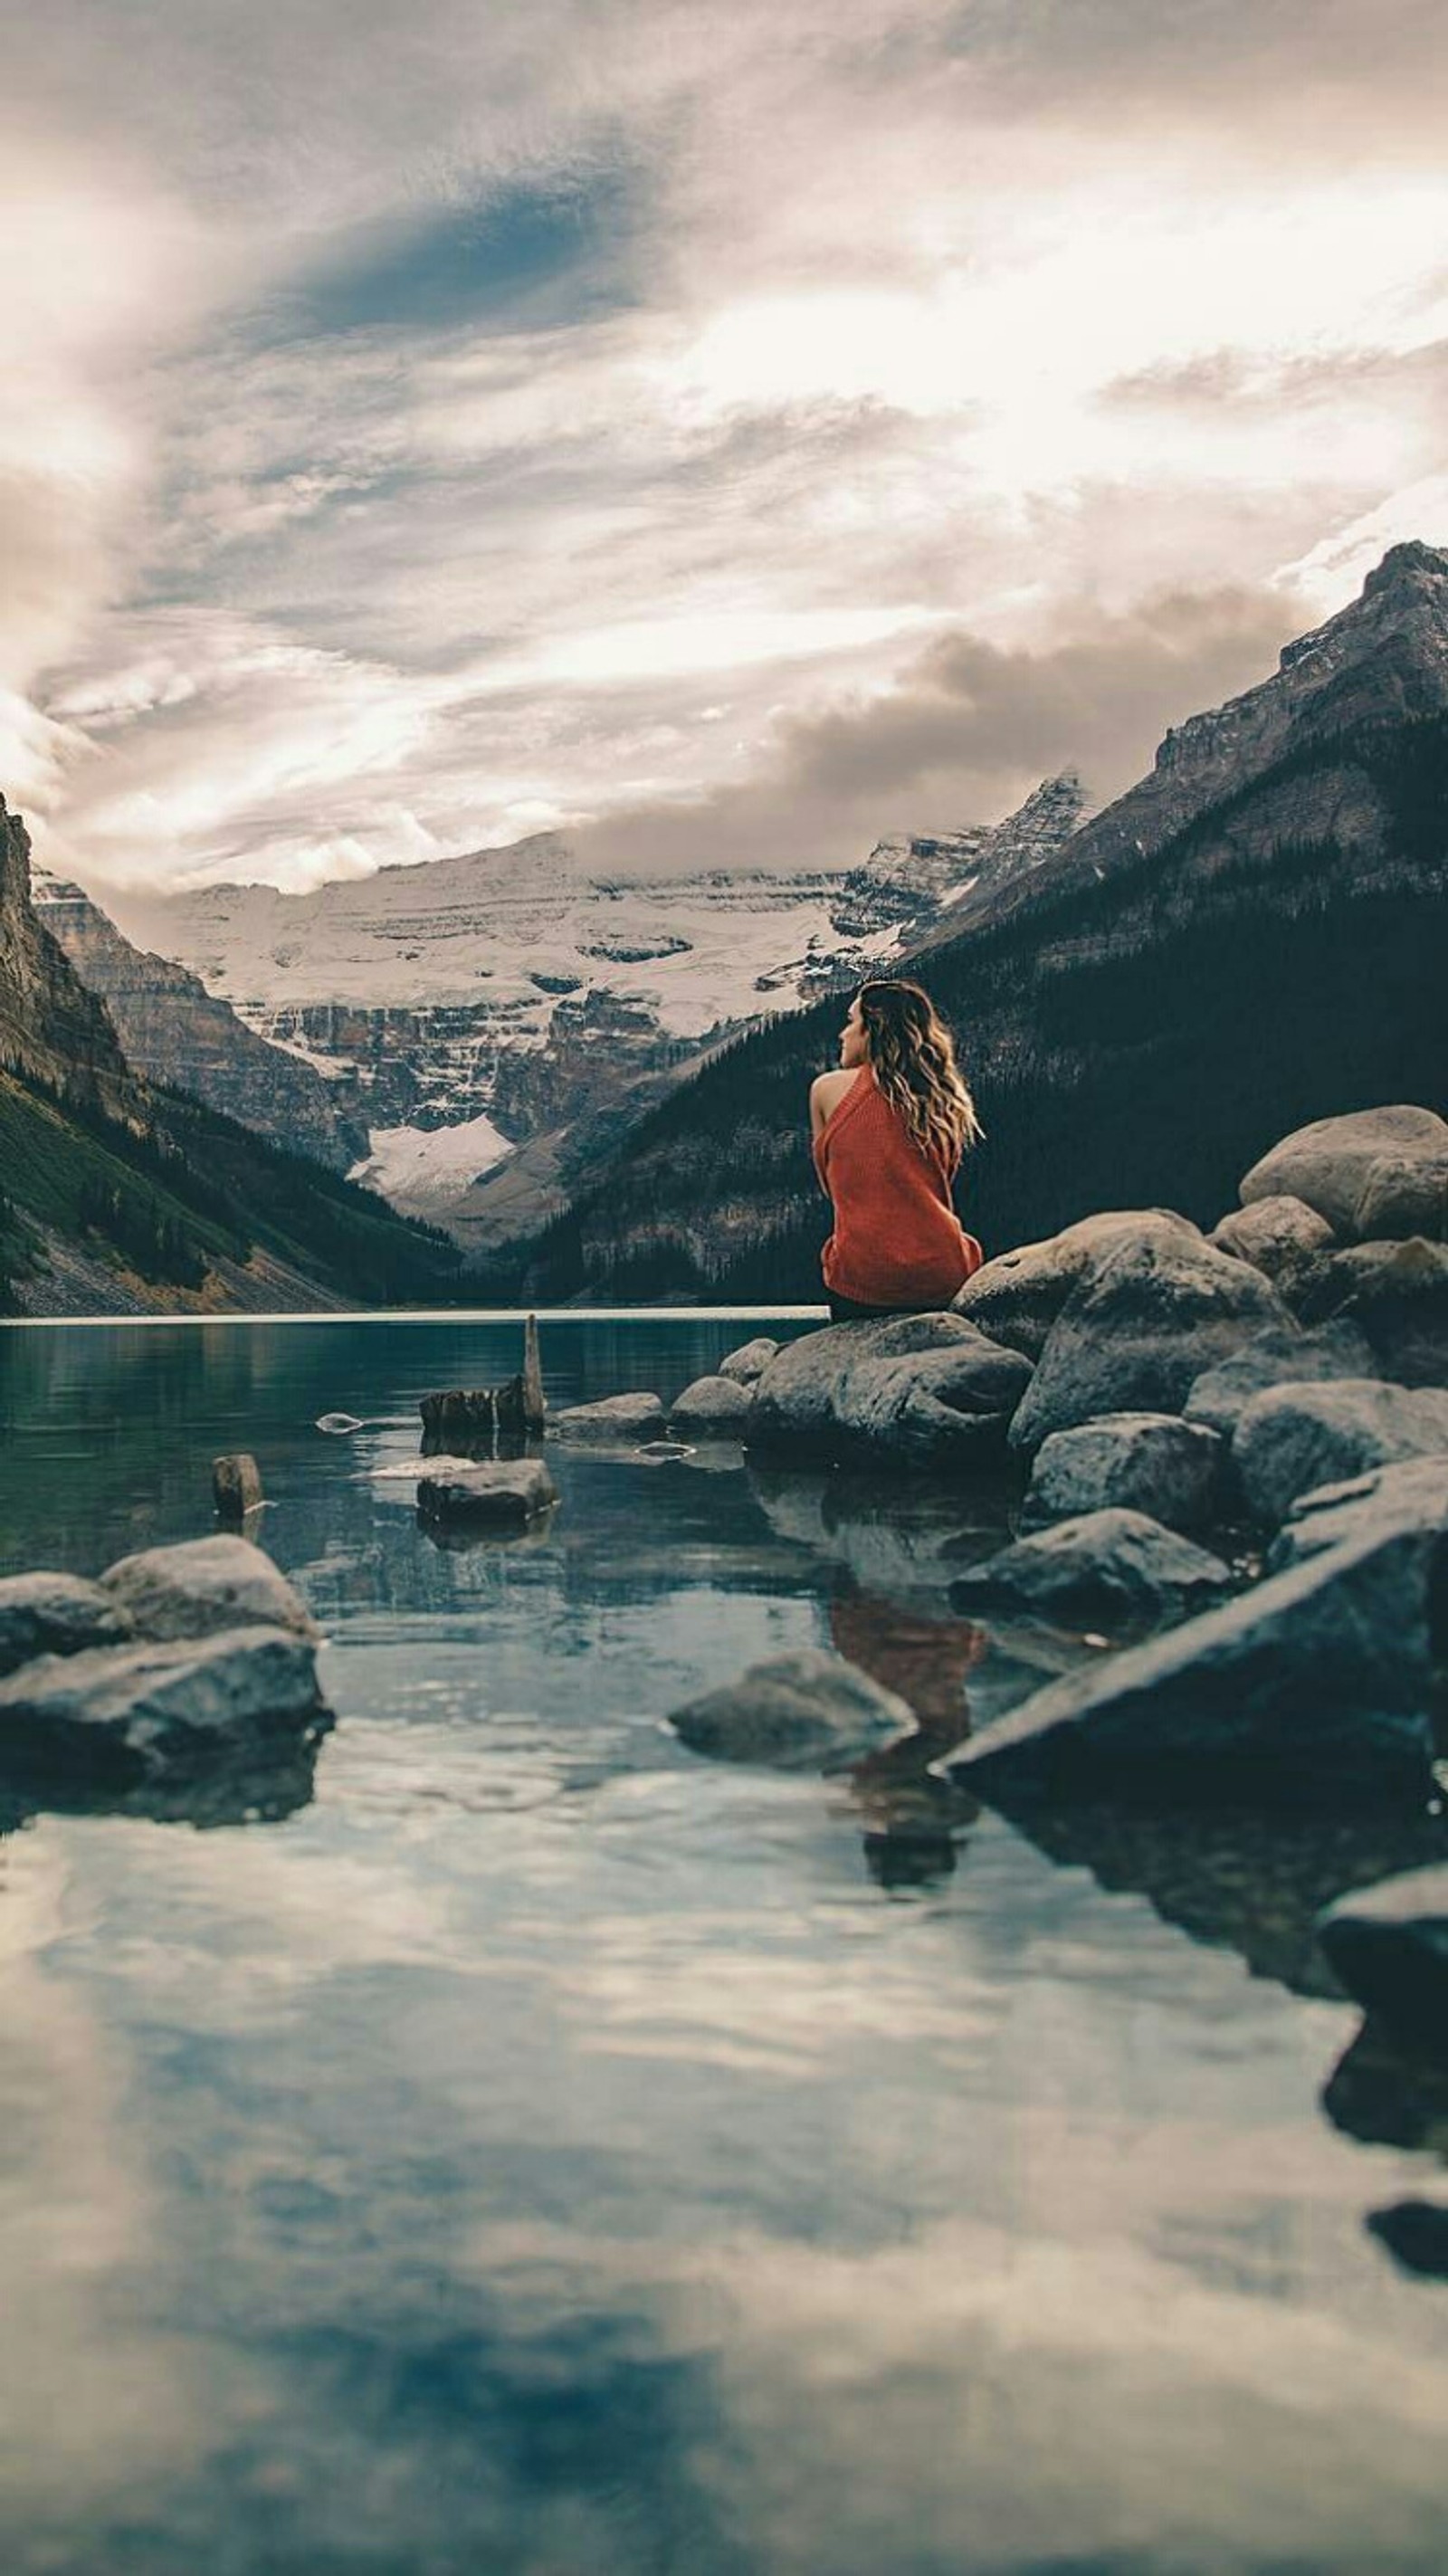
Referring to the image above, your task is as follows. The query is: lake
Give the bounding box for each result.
[1,1313,1445,2575]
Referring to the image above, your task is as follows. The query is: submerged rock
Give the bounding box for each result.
[416,1458,557,1527]
[668,1375,755,1435]
[1233,1379,1448,1527]
[1184,1320,1377,1440]
[1209,1194,1337,1279]
[1008,1236,1290,1452]
[952,1508,1233,1627]
[951,1209,1202,1360]
[1020,1412,1224,1533]
[1294,1237,1448,1386]
[0,1572,136,1679]
[100,1535,319,1644]
[1240,1105,1448,1239]
[1319,1867,1448,2045]
[717,1336,780,1386]
[748,1314,1031,1465]
[669,1647,913,1770]
[550,1393,669,1443]
[0,1626,329,1786]
[955,1465,1448,1800]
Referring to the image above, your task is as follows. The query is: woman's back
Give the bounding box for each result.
[814,1065,981,1311]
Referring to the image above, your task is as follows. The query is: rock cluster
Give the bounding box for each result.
[0,1536,329,1815]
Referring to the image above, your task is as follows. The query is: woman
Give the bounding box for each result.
[809,978,984,1322]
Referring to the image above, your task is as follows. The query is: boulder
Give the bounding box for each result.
[1007,1236,1290,1452]
[1232,1379,1448,1527]
[1267,1456,1448,1572]
[1020,1412,1224,1533]
[1209,1196,1335,1278]
[748,1314,1032,1465]
[420,1387,498,1455]
[955,1465,1448,1801]
[1355,1152,1448,1245]
[0,1572,135,1679]
[416,1459,557,1527]
[1294,1237,1448,1386]
[669,1648,913,1770]
[668,1375,756,1435]
[1184,1320,1377,1439]
[549,1393,668,1444]
[951,1509,1233,1627]
[1318,1867,1448,2045]
[951,1209,1201,1360]
[213,1453,262,1520]
[1240,1105,1448,1239]
[717,1336,780,1386]
[100,1535,319,1644]
[0,1626,329,1786]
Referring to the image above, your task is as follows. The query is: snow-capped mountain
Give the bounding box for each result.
[107,776,1088,1230]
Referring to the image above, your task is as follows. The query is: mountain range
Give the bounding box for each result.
[487,540,1448,1304]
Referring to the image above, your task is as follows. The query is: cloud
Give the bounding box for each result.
[5,1,1446,892]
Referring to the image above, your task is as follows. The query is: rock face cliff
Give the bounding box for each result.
[0,798,138,1114]
[500,543,1448,1304]
[33,873,367,1174]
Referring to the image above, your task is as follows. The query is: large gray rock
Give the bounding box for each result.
[748,1314,1032,1465]
[1232,1379,1448,1527]
[951,1210,1201,1360]
[668,1375,756,1435]
[669,1649,913,1770]
[1008,1236,1290,1452]
[952,1509,1233,1627]
[100,1535,319,1644]
[1354,1153,1448,1245]
[1184,1320,1378,1439]
[1319,1868,1448,2044]
[1294,1237,1448,1386]
[1021,1412,1224,1533]
[955,1464,1448,1799]
[1240,1105,1448,1239]
[1209,1196,1335,1278]
[416,1458,557,1527]
[0,1626,328,1784]
[0,1572,135,1679]
[1266,1456,1448,1571]
[549,1393,668,1443]
[717,1336,780,1386]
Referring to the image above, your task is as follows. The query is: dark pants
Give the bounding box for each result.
[826,1290,948,1323]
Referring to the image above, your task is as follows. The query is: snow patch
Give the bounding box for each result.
[349,1113,513,1207]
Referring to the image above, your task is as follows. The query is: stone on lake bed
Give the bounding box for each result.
[1232,1379,1448,1528]
[416,1458,557,1526]
[101,1535,319,1645]
[1020,1412,1224,1533]
[952,1509,1234,1627]
[0,1626,329,1785]
[669,1648,915,1770]
[0,1571,136,1679]
[1318,1867,1448,2046]
[668,1375,755,1435]
[716,1336,780,1386]
[955,1461,1448,1802]
[549,1393,669,1443]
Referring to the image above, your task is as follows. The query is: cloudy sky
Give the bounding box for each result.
[5,0,1447,892]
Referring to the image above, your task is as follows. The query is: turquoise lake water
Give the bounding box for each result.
[0,1313,1445,2575]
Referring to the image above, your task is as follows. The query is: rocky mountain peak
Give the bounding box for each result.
[0,797,136,1106]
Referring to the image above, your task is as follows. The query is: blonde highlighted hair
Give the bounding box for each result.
[856,979,983,1169]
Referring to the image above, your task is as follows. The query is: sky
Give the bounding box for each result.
[4,0,1448,893]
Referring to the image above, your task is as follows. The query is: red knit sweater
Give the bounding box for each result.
[813,1068,983,1308]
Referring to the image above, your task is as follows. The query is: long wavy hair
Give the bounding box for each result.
[856,979,983,1168]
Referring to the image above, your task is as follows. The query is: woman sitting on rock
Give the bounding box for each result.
[810,978,985,1322]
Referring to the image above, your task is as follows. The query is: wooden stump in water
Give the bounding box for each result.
[213,1453,263,1520]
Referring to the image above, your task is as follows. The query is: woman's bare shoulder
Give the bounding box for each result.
[810,1068,855,1102]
